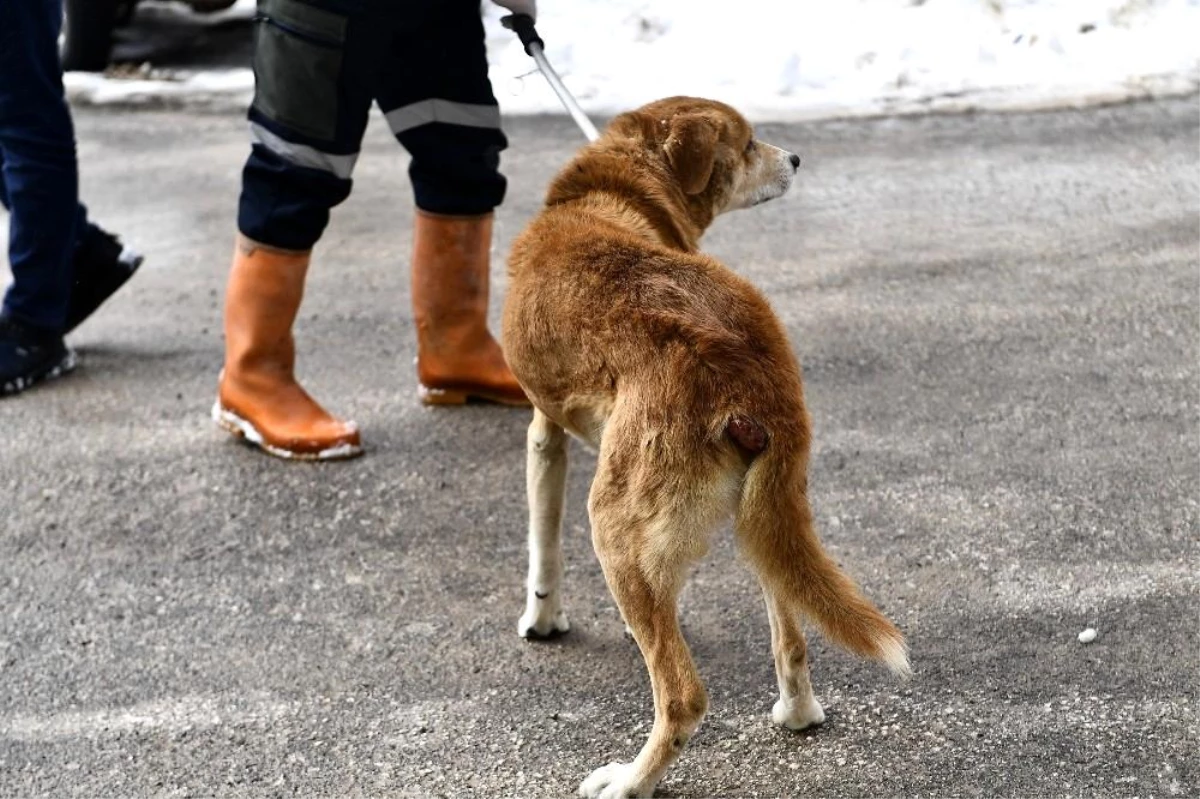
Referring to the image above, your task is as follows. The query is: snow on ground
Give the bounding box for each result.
[65,66,253,107]
[63,0,255,108]
[66,0,1199,120]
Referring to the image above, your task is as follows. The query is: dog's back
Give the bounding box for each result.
[507,205,795,441]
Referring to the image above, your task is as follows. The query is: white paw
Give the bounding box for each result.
[772,695,825,730]
[518,594,570,639]
[578,761,651,799]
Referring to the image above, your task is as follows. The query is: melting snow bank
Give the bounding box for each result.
[483,0,1200,120]
[66,0,1199,121]
[65,67,254,110]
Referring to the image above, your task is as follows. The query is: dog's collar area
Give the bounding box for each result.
[548,185,700,253]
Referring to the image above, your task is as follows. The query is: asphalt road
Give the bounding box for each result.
[1,97,1197,798]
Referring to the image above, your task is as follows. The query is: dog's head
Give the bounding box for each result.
[544,97,800,250]
[607,96,800,215]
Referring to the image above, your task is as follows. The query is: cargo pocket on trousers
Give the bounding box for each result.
[252,0,347,142]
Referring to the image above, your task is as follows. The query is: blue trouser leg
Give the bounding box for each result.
[0,0,87,333]
[0,158,95,257]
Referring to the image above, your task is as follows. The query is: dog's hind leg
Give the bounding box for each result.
[735,441,909,703]
[519,408,571,639]
[762,586,825,730]
[579,420,728,798]
[580,518,706,799]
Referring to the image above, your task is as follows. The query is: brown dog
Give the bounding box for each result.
[502,97,910,798]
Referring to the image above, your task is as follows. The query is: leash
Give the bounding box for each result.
[502,14,600,143]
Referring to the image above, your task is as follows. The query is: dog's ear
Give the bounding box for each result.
[664,114,719,195]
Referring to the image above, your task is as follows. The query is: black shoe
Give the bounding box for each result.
[64,227,144,334]
[0,316,76,397]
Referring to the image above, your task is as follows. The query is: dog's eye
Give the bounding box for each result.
[744,139,756,156]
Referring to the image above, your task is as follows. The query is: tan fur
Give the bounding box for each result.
[502,97,909,799]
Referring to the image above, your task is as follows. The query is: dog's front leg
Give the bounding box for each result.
[518,409,571,638]
[581,520,706,798]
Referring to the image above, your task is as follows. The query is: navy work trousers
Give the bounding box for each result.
[239,0,509,251]
[0,0,100,333]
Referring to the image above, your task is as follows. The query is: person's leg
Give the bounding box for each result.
[378,0,507,220]
[64,200,145,335]
[375,0,527,406]
[0,0,79,395]
[0,0,80,333]
[0,118,144,340]
[1,143,144,338]
[214,0,383,459]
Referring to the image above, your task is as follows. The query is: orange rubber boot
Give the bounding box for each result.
[411,210,529,406]
[212,236,363,460]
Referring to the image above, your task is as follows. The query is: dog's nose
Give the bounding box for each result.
[788,153,801,170]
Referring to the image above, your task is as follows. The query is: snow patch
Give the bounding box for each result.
[64,0,1200,120]
[66,67,253,108]
[482,0,1200,120]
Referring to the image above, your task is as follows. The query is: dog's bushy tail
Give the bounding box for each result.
[733,432,910,677]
